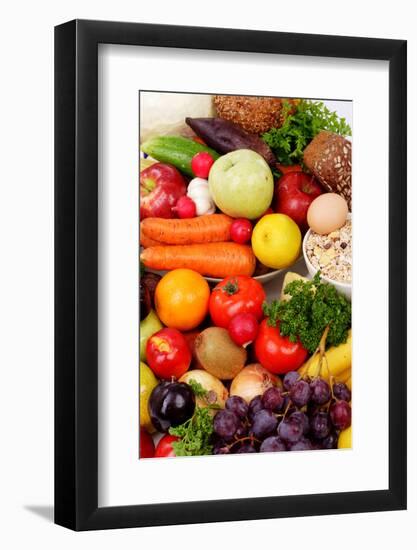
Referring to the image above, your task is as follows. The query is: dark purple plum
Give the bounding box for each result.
[148,381,195,433]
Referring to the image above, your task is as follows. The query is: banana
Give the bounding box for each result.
[337,368,351,384]
[345,375,352,390]
[298,330,351,381]
[338,426,352,448]
[280,272,309,301]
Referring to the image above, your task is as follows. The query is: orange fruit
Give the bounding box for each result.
[155,269,210,331]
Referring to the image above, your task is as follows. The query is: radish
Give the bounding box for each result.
[191,151,215,179]
[230,218,253,244]
[172,196,197,218]
[228,313,259,347]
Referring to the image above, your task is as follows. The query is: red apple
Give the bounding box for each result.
[274,172,322,232]
[139,428,155,458]
[140,162,187,219]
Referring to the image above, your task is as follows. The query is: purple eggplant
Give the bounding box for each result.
[185,117,276,165]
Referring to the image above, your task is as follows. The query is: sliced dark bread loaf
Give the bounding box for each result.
[303,131,352,209]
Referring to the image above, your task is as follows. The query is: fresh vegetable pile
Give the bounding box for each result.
[139,93,353,458]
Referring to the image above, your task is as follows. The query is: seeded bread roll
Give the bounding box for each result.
[303,131,352,209]
[214,95,298,135]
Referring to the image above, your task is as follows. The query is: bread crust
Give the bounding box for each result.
[303,131,352,209]
[214,95,297,135]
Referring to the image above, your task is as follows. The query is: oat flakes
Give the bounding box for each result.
[305,220,352,283]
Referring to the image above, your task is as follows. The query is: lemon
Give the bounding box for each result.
[251,213,301,269]
[140,361,158,433]
[338,426,352,449]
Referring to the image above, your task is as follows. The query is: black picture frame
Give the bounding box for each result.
[55,19,407,531]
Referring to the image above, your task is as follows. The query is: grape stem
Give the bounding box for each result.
[326,375,336,412]
[281,398,292,420]
[228,435,260,451]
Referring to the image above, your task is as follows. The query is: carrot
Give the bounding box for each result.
[141,214,233,245]
[140,223,164,248]
[140,242,256,278]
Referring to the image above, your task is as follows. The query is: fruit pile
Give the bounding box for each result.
[139,95,353,458]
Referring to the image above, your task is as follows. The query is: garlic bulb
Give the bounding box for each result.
[187,178,216,216]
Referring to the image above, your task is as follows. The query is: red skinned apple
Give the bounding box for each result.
[274,172,322,232]
[139,427,155,458]
[140,162,187,219]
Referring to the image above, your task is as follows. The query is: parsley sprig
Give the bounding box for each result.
[262,100,351,166]
[263,272,351,354]
[187,379,208,398]
[168,379,216,457]
[169,406,214,456]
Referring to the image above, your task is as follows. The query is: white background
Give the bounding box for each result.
[0,1,415,548]
[99,47,388,507]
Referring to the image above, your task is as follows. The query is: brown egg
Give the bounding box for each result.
[307,193,349,235]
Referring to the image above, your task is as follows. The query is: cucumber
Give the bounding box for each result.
[141,136,220,177]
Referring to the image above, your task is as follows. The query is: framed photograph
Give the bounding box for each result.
[55,20,407,531]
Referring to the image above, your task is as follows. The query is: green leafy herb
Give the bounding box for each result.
[262,100,351,165]
[263,272,351,354]
[169,406,214,456]
[188,379,208,398]
[187,378,221,409]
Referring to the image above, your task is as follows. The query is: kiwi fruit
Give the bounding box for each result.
[194,327,247,380]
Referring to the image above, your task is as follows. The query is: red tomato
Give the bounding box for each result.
[155,434,180,458]
[209,276,266,328]
[146,328,191,379]
[254,319,308,374]
[139,428,155,458]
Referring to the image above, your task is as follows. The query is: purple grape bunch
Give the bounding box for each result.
[211,374,352,455]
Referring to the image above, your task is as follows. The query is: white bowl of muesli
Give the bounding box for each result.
[302,214,352,300]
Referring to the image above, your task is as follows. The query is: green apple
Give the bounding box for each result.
[140,309,163,361]
[208,149,274,219]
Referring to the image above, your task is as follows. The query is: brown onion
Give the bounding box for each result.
[179,370,228,409]
[230,363,282,404]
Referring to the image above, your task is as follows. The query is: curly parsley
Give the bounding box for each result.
[187,379,207,398]
[263,272,351,354]
[168,379,217,456]
[169,406,214,457]
[262,100,351,166]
